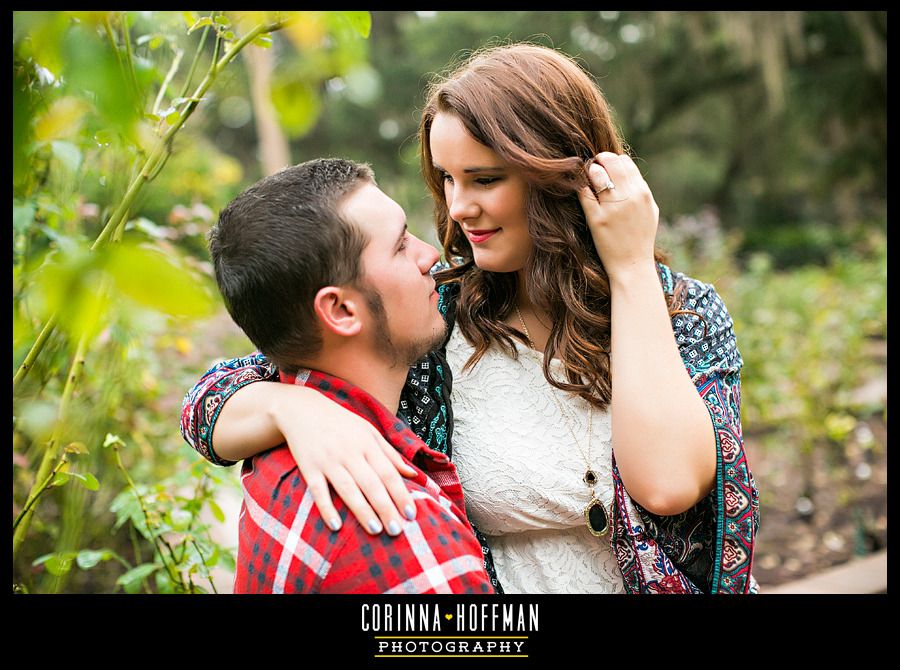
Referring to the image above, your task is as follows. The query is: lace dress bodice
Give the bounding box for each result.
[445,324,624,594]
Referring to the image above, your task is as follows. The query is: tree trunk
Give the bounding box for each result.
[243,44,291,177]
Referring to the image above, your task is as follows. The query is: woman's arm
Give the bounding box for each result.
[578,155,717,515]
[180,355,417,535]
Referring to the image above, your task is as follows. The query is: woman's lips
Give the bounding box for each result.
[467,228,500,244]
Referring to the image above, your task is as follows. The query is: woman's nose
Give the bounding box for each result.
[447,186,479,223]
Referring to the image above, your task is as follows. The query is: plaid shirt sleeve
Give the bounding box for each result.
[235,446,494,594]
[180,353,277,466]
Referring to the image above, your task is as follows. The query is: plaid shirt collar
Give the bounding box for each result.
[278,367,452,470]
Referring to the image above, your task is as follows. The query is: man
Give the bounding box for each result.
[208,158,493,594]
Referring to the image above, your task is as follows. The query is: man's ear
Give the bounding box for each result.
[313,286,363,338]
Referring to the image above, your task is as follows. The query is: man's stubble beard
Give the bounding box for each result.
[361,284,446,369]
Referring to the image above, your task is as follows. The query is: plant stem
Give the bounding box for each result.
[111,443,187,592]
[178,25,210,101]
[12,325,91,561]
[119,13,143,114]
[153,47,184,116]
[12,454,69,533]
[13,312,59,390]
[190,538,219,594]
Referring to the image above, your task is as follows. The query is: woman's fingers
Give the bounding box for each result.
[326,465,386,535]
[579,152,660,280]
[376,437,419,520]
[304,472,343,532]
[588,162,616,201]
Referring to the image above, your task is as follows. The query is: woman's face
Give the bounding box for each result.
[428,112,532,274]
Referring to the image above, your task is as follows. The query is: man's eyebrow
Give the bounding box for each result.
[433,163,505,174]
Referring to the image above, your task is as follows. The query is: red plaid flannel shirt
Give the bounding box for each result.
[234,368,494,594]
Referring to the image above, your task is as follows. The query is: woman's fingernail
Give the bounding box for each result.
[404,504,416,521]
[368,519,383,534]
[387,520,402,536]
[328,517,342,531]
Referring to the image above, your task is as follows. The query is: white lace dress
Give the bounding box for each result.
[445,324,624,594]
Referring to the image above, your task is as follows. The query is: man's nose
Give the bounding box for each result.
[416,237,440,273]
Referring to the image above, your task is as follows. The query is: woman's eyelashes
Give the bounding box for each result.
[438,171,502,186]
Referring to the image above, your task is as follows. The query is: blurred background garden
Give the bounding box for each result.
[13,11,886,594]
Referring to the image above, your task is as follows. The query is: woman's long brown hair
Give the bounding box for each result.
[419,43,689,409]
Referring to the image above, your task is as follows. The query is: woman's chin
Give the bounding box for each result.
[472,254,522,275]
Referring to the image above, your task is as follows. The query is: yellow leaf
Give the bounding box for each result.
[174,336,193,355]
[65,442,89,455]
[34,97,92,142]
[211,155,243,186]
[284,12,325,49]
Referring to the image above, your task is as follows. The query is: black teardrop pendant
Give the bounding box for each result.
[585,499,609,537]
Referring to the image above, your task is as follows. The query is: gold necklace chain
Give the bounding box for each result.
[513,305,610,537]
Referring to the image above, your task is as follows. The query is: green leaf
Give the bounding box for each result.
[103,433,125,448]
[51,472,71,487]
[110,488,143,531]
[188,16,213,34]
[35,552,77,577]
[71,472,100,491]
[103,242,216,318]
[252,35,273,48]
[94,129,116,147]
[219,549,236,573]
[270,78,322,138]
[339,11,371,38]
[50,141,83,174]
[204,545,221,568]
[117,563,161,593]
[76,549,114,570]
[169,509,193,531]
[13,203,36,235]
[207,499,225,523]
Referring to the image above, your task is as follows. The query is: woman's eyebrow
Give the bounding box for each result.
[433,162,505,174]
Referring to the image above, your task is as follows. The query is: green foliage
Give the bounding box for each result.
[13,10,371,593]
[666,209,886,473]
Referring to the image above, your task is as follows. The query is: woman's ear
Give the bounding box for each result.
[313,286,363,338]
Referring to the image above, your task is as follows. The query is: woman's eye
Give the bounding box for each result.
[476,177,500,186]
[440,172,454,184]
[398,236,408,252]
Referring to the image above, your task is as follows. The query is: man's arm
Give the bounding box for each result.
[180,353,417,535]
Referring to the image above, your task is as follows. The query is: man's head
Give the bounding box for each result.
[209,158,445,374]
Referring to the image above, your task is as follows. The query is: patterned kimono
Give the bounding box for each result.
[181,263,759,594]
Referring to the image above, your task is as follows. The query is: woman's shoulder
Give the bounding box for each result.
[656,262,732,320]
[657,262,742,373]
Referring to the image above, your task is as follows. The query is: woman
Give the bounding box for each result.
[182,43,758,594]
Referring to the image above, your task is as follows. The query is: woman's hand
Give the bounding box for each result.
[267,386,420,536]
[214,381,419,536]
[577,152,660,283]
